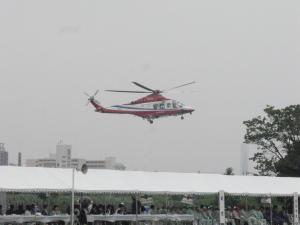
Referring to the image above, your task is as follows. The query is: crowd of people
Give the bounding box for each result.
[0,201,295,225]
[0,204,62,216]
[226,205,292,225]
[192,205,292,225]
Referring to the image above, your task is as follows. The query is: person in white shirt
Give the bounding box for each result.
[24,205,31,216]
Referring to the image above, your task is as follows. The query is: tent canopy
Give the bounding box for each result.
[0,166,299,196]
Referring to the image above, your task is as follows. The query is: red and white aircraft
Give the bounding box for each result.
[85,82,195,124]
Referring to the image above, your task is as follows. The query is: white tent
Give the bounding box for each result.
[0,166,300,196]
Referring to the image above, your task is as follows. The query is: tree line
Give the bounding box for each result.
[243,105,300,177]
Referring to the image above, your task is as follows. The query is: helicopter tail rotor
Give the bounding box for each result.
[85,90,100,106]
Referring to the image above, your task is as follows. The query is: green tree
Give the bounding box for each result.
[224,167,234,175]
[243,105,300,176]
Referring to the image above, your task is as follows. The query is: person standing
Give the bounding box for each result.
[232,206,241,225]
[6,205,14,215]
[41,204,49,216]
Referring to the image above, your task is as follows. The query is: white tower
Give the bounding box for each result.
[240,143,249,175]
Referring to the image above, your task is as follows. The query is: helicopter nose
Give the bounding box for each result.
[184,106,195,113]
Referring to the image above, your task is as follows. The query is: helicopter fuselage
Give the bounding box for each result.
[90,94,194,123]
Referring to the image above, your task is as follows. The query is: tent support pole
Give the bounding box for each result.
[270,194,272,225]
[165,194,168,214]
[135,193,138,225]
[294,192,299,225]
[165,194,168,225]
[0,192,7,215]
[71,167,75,225]
[104,194,108,225]
[219,190,225,225]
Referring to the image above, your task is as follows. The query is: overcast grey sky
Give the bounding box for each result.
[0,1,299,174]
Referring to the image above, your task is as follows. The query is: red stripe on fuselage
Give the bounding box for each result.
[95,108,193,118]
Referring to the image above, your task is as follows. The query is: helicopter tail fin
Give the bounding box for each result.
[85,90,107,113]
[90,98,106,112]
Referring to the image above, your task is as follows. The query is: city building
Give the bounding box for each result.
[104,156,117,169]
[104,157,126,170]
[25,142,125,170]
[71,158,86,168]
[36,158,56,168]
[86,160,106,169]
[113,162,126,170]
[56,141,71,168]
[0,143,8,166]
[26,159,37,167]
[26,155,56,168]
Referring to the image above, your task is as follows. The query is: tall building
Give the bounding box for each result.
[18,152,22,166]
[240,143,249,175]
[56,141,71,168]
[0,143,8,166]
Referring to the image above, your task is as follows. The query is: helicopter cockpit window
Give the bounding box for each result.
[177,102,183,108]
[153,104,158,110]
[172,101,177,108]
[160,103,165,109]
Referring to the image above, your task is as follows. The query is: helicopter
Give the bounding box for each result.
[85,81,195,124]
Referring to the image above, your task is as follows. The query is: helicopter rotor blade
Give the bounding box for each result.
[105,90,152,93]
[132,82,156,92]
[164,81,196,92]
[104,81,195,95]
[93,89,99,97]
[84,93,91,106]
